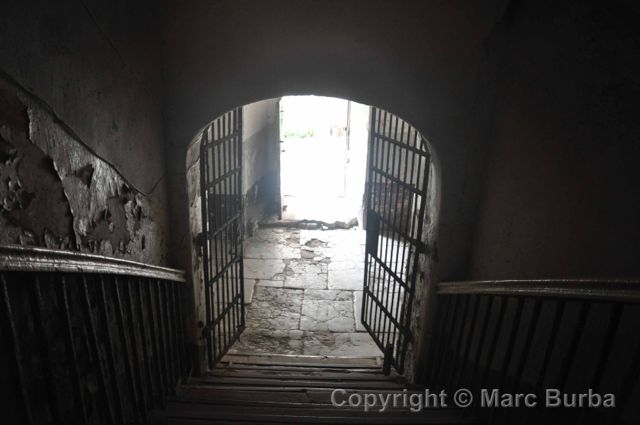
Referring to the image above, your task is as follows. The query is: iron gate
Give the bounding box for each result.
[362,107,431,374]
[199,107,245,368]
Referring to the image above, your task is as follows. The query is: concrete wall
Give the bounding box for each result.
[469,0,640,279]
[0,0,170,265]
[242,99,281,233]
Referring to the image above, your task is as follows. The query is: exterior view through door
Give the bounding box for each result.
[196,98,431,374]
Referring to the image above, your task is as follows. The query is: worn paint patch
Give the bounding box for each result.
[0,86,75,248]
[0,76,167,264]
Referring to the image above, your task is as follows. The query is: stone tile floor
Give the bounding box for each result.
[229,226,382,358]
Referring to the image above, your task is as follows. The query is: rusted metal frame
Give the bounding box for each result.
[371,166,422,196]
[200,129,214,370]
[373,131,427,156]
[367,112,383,338]
[611,314,640,424]
[396,143,430,373]
[468,296,495,391]
[168,281,183,386]
[158,280,174,391]
[173,282,189,379]
[434,296,461,387]
[451,294,480,389]
[367,111,384,347]
[123,277,149,421]
[394,133,420,371]
[393,124,415,362]
[0,273,33,425]
[534,301,591,424]
[362,286,403,330]
[522,300,565,425]
[361,107,377,334]
[113,275,141,424]
[217,114,229,362]
[30,274,64,423]
[501,298,543,425]
[370,153,387,357]
[81,275,115,425]
[237,108,246,332]
[376,111,393,351]
[229,113,240,353]
[443,294,470,389]
[57,275,88,424]
[201,108,244,367]
[555,302,591,391]
[574,302,623,424]
[209,282,242,329]
[383,114,403,354]
[478,296,508,390]
[146,280,166,407]
[424,294,453,384]
[218,113,229,361]
[379,112,395,353]
[135,278,156,407]
[98,276,126,423]
[213,119,223,365]
[486,297,525,424]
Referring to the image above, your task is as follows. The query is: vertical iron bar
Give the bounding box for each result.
[468,296,494,391]
[445,294,470,388]
[361,107,377,330]
[98,277,126,424]
[147,281,166,407]
[30,274,63,424]
[452,294,480,388]
[0,274,33,425]
[199,130,214,370]
[434,295,460,386]
[125,278,148,422]
[81,275,115,425]
[238,107,246,331]
[479,296,508,389]
[114,275,141,424]
[57,276,88,424]
[425,294,453,384]
[162,281,176,391]
[136,279,155,407]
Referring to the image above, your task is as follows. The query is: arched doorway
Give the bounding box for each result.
[186,97,436,376]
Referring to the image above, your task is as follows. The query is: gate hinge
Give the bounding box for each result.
[417,241,430,255]
[195,232,206,255]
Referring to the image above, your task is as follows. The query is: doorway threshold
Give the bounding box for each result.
[221,353,382,369]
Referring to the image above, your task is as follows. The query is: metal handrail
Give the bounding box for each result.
[0,245,186,282]
[438,278,640,302]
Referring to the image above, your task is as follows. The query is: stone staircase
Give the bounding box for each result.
[150,354,474,424]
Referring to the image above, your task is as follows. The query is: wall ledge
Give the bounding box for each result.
[0,244,186,282]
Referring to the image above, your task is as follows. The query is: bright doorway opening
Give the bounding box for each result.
[278,95,369,226]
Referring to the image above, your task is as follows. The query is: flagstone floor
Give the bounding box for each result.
[228,226,382,358]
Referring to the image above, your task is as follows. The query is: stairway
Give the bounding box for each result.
[150,354,474,424]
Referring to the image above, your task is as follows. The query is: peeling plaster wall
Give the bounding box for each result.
[0,78,168,264]
[0,0,169,265]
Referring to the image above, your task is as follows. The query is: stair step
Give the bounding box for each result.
[150,354,474,424]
